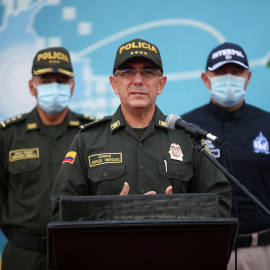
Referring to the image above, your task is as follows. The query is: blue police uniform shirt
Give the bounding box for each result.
[183,101,270,234]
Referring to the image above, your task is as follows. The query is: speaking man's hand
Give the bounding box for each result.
[120,182,172,195]
[165,185,173,194]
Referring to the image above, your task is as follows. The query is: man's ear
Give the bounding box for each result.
[158,76,167,95]
[70,79,75,97]
[244,71,252,90]
[201,72,211,90]
[29,79,37,98]
[110,75,119,95]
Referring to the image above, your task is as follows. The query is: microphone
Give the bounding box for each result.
[165,114,223,145]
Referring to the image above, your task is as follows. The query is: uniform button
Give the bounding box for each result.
[138,143,143,148]
[53,160,58,164]
[53,141,57,145]
[140,188,145,193]
[176,170,180,176]
[103,172,108,177]
[139,164,144,170]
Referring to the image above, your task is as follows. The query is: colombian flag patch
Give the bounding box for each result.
[63,151,77,164]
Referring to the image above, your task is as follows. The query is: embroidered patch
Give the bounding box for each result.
[201,139,214,157]
[253,132,270,154]
[168,143,183,161]
[9,148,39,162]
[204,139,220,158]
[63,151,77,164]
[89,153,122,167]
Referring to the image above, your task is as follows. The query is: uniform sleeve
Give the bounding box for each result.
[192,148,232,217]
[51,133,89,221]
[0,130,8,232]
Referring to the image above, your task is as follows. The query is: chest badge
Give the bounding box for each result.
[168,143,183,161]
[253,132,270,154]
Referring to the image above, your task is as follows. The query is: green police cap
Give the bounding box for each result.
[113,38,163,74]
[32,47,74,78]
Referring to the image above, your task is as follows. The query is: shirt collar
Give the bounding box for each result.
[207,101,246,121]
[25,107,80,131]
[110,105,168,134]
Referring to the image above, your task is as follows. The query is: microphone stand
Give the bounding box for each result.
[190,136,270,217]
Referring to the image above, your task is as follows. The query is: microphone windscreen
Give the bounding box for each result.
[165,114,181,130]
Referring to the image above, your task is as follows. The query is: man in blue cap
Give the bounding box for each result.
[183,42,270,270]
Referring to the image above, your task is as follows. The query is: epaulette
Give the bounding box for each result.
[200,139,214,157]
[80,116,112,131]
[0,113,28,129]
[76,113,97,123]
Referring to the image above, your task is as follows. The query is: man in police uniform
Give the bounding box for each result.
[0,47,95,270]
[51,38,232,222]
[182,42,270,270]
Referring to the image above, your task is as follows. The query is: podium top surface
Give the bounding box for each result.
[59,193,219,222]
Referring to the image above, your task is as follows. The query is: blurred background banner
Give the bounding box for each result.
[0,0,270,123]
[0,0,270,259]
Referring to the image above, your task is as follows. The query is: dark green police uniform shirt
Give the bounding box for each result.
[51,106,232,221]
[0,107,95,236]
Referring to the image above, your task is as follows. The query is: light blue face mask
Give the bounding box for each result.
[209,74,247,107]
[35,82,71,115]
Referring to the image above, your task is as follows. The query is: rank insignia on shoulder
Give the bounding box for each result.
[1,114,27,128]
[80,116,111,130]
[201,139,213,156]
[63,151,77,164]
[168,143,183,161]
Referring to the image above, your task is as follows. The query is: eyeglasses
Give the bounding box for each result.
[114,69,162,80]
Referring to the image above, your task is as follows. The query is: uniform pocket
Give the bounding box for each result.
[8,159,41,174]
[8,159,41,197]
[159,162,193,192]
[87,164,126,194]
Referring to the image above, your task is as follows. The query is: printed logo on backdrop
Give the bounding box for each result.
[253,132,270,155]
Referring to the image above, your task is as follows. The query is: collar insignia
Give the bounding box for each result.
[69,120,79,126]
[27,123,37,130]
[253,132,270,154]
[111,120,120,130]
[168,143,183,161]
[159,120,167,127]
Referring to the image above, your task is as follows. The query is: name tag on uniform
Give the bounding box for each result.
[89,153,122,167]
[9,148,39,162]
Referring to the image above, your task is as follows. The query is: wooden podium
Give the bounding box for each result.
[47,194,238,270]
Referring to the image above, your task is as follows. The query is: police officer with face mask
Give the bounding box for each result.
[183,42,270,270]
[0,47,96,270]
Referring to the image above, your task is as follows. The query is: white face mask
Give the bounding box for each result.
[34,82,71,115]
[209,74,247,107]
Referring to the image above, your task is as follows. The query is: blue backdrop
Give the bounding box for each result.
[0,0,269,123]
[1,0,270,255]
